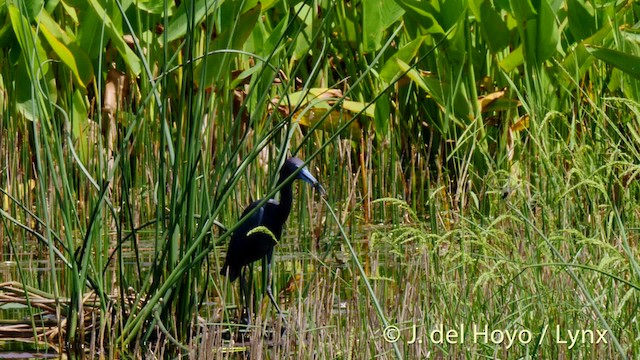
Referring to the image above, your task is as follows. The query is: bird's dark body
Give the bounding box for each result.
[220,157,319,284]
[220,157,323,329]
[221,199,287,282]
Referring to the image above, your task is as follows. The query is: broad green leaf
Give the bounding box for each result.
[480,0,509,52]
[439,0,466,30]
[336,1,359,47]
[229,64,262,89]
[245,17,264,55]
[196,2,261,88]
[586,45,640,80]
[342,100,375,119]
[468,0,481,18]
[8,4,48,75]
[40,20,93,91]
[363,0,404,52]
[136,0,175,15]
[567,0,597,41]
[9,3,57,121]
[396,59,472,120]
[260,0,282,11]
[11,0,43,20]
[260,12,289,56]
[535,0,559,63]
[15,57,56,121]
[379,36,426,84]
[395,58,429,92]
[239,0,260,12]
[71,89,92,164]
[622,27,640,44]
[165,0,221,42]
[392,0,444,34]
[374,93,391,140]
[560,20,612,85]
[0,74,4,110]
[0,14,17,48]
[36,10,69,41]
[72,89,88,136]
[59,0,79,23]
[292,3,313,60]
[216,0,260,50]
[294,2,313,26]
[509,0,536,20]
[494,0,511,12]
[499,45,523,72]
[76,8,102,57]
[510,0,559,64]
[85,0,141,74]
[43,0,56,13]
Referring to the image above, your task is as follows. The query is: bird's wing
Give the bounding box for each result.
[233,199,266,237]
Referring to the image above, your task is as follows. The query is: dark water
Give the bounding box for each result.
[0,227,370,358]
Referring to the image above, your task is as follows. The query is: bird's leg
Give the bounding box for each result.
[248,263,254,319]
[265,258,288,331]
[239,266,251,328]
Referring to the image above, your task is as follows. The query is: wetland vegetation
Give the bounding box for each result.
[0,0,640,358]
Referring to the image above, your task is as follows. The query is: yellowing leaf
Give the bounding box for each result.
[342,100,375,118]
[280,88,341,110]
[511,115,529,132]
[3,179,36,211]
[40,25,93,91]
[395,58,429,92]
[478,91,505,111]
[275,88,366,139]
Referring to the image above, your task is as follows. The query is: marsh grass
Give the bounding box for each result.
[1,0,640,359]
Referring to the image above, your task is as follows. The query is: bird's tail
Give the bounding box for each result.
[220,264,240,282]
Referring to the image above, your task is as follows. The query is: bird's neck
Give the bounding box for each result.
[277,174,294,222]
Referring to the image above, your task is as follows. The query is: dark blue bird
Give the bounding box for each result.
[221,157,324,323]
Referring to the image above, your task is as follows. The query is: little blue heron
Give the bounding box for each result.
[220,157,324,326]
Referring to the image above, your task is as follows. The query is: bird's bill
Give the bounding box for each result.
[298,167,326,195]
[315,182,327,196]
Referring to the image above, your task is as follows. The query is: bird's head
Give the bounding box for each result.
[282,157,326,195]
